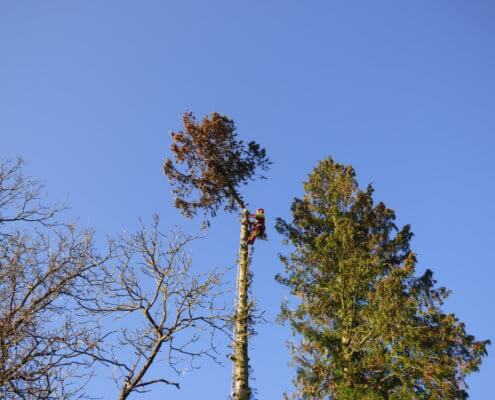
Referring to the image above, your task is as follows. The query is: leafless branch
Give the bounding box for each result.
[0,157,63,227]
[0,158,113,399]
[80,215,230,400]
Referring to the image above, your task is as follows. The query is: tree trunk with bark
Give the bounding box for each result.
[232,209,251,400]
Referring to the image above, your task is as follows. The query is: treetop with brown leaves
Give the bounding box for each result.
[163,112,271,219]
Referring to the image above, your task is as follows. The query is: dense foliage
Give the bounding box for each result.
[276,158,489,399]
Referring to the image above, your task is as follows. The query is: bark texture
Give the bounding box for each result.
[232,209,251,400]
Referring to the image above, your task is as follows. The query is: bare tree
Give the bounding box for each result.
[0,158,61,227]
[0,158,110,399]
[81,216,229,400]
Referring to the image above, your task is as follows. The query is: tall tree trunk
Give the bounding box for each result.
[232,209,251,400]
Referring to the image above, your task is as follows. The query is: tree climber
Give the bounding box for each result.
[247,208,266,245]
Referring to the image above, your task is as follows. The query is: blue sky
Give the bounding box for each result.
[1,1,494,398]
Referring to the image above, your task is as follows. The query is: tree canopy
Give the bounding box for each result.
[163,112,270,219]
[276,157,489,399]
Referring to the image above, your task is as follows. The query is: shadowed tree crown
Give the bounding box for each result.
[163,112,271,219]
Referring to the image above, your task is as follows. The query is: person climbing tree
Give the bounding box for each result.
[247,208,266,245]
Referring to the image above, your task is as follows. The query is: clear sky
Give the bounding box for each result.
[1,1,494,398]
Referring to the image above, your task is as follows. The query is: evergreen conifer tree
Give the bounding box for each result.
[276,157,489,400]
[164,112,270,400]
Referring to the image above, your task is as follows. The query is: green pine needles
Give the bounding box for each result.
[276,157,489,400]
